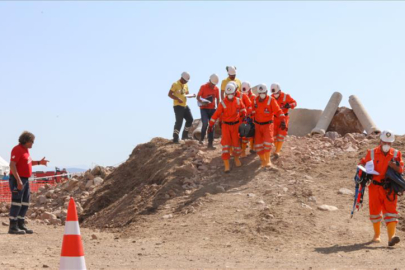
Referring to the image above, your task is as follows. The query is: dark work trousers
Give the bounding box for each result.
[200,108,216,143]
[9,175,30,221]
[173,105,194,141]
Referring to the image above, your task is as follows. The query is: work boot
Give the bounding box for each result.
[182,130,191,140]
[264,152,271,167]
[259,154,266,168]
[207,142,216,150]
[8,220,26,235]
[372,222,381,243]
[173,139,180,144]
[249,140,255,154]
[18,219,33,234]
[240,143,247,158]
[387,222,400,247]
[224,160,230,173]
[274,141,283,158]
[199,140,204,145]
[234,156,242,167]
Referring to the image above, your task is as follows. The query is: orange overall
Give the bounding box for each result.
[210,97,246,160]
[252,96,284,156]
[272,91,297,143]
[360,147,404,225]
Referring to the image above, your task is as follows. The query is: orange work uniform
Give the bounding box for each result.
[252,96,285,155]
[210,97,246,160]
[360,147,404,224]
[272,91,297,143]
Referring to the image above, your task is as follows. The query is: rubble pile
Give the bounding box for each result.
[0,166,114,226]
[326,107,364,135]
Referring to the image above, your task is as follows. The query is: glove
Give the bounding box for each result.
[284,103,291,109]
[280,121,286,130]
[208,125,214,133]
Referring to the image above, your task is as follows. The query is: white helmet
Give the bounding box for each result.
[209,74,219,85]
[257,84,268,94]
[226,81,238,91]
[380,130,395,143]
[224,83,236,95]
[271,83,280,94]
[181,71,190,82]
[226,66,237,76]
[241,81,251,94]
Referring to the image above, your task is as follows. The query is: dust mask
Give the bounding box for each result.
[227,94,234,100]
[259,94,266,99]
[382,144,391,153]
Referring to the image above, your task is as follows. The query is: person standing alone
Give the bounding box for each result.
[8,131,49,234]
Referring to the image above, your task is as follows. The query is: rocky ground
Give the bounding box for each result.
[1,133,405,269]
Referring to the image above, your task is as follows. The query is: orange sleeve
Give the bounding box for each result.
[239,98,247,118]
[271,99,285,120]
[360,150,372,165]
[210,104,223,125]
[286,94,297,109]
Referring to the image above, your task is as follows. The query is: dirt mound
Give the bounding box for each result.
[81,137,212,227]
[80,132,402,233]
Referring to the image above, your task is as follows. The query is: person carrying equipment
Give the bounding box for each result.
[220,66,241,100]
[239,81,254,157]
[252,84,286,169]
[197,74,220,150]
[168,72,195,143]
[359,130,404,246]
[208,83,246,173]
[271,83,297,158]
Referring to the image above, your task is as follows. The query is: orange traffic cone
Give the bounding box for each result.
[60,197,87,270]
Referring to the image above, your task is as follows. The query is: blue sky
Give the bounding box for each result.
[1,1,404,168]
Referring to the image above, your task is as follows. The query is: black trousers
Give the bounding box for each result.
[9,175,30,221]
[200,108,216,143]
[173,105,193,141]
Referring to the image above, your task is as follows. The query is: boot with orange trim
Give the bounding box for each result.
[274,141,283,158]
[240,142,247,158]
[234,156,242,167]
[387,222,400,247]
[249,138,255,154]
[371,222,381,243]
[224,160,230,173]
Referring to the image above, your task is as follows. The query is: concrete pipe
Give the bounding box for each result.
[192,120,203,140]
[349,95,380,135]
[311,92,343,136]
[288,109,323,137]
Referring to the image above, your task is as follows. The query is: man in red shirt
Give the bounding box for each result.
[8,131,49,234]
[197,74,220,150]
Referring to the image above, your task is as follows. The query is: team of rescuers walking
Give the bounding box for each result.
[168,66,297,171]
[168,66,403,246]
